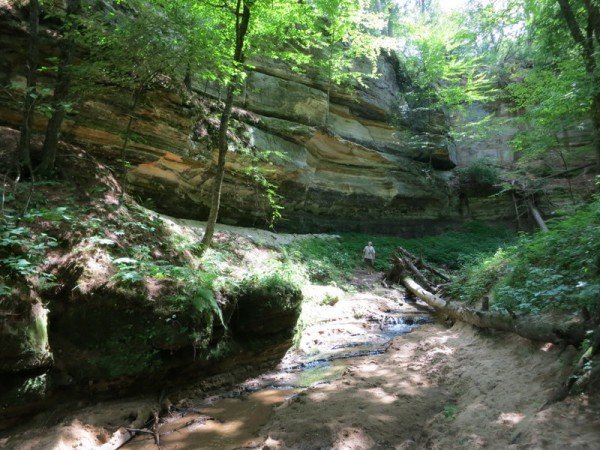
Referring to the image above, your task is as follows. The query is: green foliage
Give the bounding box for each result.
[443,403,459,419]
[507,55,593,164]
[447,249,509,305]
[494,201,600,315]
[450,199,600,316]
[108,238,224,325]
[225,267,303,311]
[455,158,501,187]
[287,222,515,284]
[169,273,224,328]
[0,213,61,289]
[286,238,355,283]
[78,0,213,95]
[312,0,383,91]
[321,292,340,306]
[394,6,497,130]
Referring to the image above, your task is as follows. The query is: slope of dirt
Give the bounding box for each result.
[259,322,599,449]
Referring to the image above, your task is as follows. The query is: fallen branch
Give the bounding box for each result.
[125,428,155,435]
[396,247,451,282]
[165,415,214,435]
[541,162,596,179]
[99,406,155,450]
[99,428,133,450]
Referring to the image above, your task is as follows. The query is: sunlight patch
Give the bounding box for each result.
[497,412,525,427]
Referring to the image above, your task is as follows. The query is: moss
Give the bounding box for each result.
[50,292,215,380]
[25,305,50,357]
[225,271,303,338]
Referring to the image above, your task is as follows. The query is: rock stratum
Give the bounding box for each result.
[0,3,519,233]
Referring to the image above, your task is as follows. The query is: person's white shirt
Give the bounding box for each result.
[363,243,375,260]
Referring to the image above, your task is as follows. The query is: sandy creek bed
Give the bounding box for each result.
[1,271,599,449]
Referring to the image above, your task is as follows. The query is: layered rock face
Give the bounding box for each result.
[125,54,464,233]
[0,4,516,234]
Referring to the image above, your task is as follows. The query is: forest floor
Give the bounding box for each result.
[3,268,599,450]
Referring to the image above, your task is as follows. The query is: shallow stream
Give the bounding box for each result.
[125,306,431,449]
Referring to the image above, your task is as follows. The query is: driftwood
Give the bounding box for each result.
[151,411,160,446]
[387,249,588,346]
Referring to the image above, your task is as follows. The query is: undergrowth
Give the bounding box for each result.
[285,222,515,284]
[449,199,600,317]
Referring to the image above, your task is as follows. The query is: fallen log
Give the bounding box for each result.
[394,255,432,291]
[545,324,600,405]
[396,247,451,282]
[387,249,588,346]
[527,200,549,232]
[400,275,586,345]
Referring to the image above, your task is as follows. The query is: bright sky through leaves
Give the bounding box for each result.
[436,0,468,13]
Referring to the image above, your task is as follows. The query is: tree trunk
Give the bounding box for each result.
[199,84,235,250]
[528,201,549,232]
[199,0,251,252]
[17,0,40,176]
[38,0,82,177]
[118,85,145,200]
[400,273,587,345]
[386,250,588,346]
[556,0,600,170]
[511,193,523,230]
[592,90,600,171]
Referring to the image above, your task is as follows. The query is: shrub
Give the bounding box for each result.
[447,249,509,305]
[449,199,600,317]
[226,269,303,313]
[455,158,500,187]
[493,200,600,316]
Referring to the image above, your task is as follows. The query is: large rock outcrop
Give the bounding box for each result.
[0,2,515,234]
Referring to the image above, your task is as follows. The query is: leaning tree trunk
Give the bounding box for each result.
[556,0,600,171]
[118,85,144,200]
[17,0,40,177]
[199,1,251,253]
[38,0,82,177]
[199,83,236,250]
[527,200,549,232]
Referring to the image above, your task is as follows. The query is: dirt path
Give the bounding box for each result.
[2,272,599,449]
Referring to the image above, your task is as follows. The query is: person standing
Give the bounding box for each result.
[363,241,376,271]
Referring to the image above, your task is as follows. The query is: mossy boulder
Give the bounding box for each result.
[226,273,303,338]
[49,285,215,382]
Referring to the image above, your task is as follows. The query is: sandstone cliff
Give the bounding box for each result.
[0,2,518,234]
